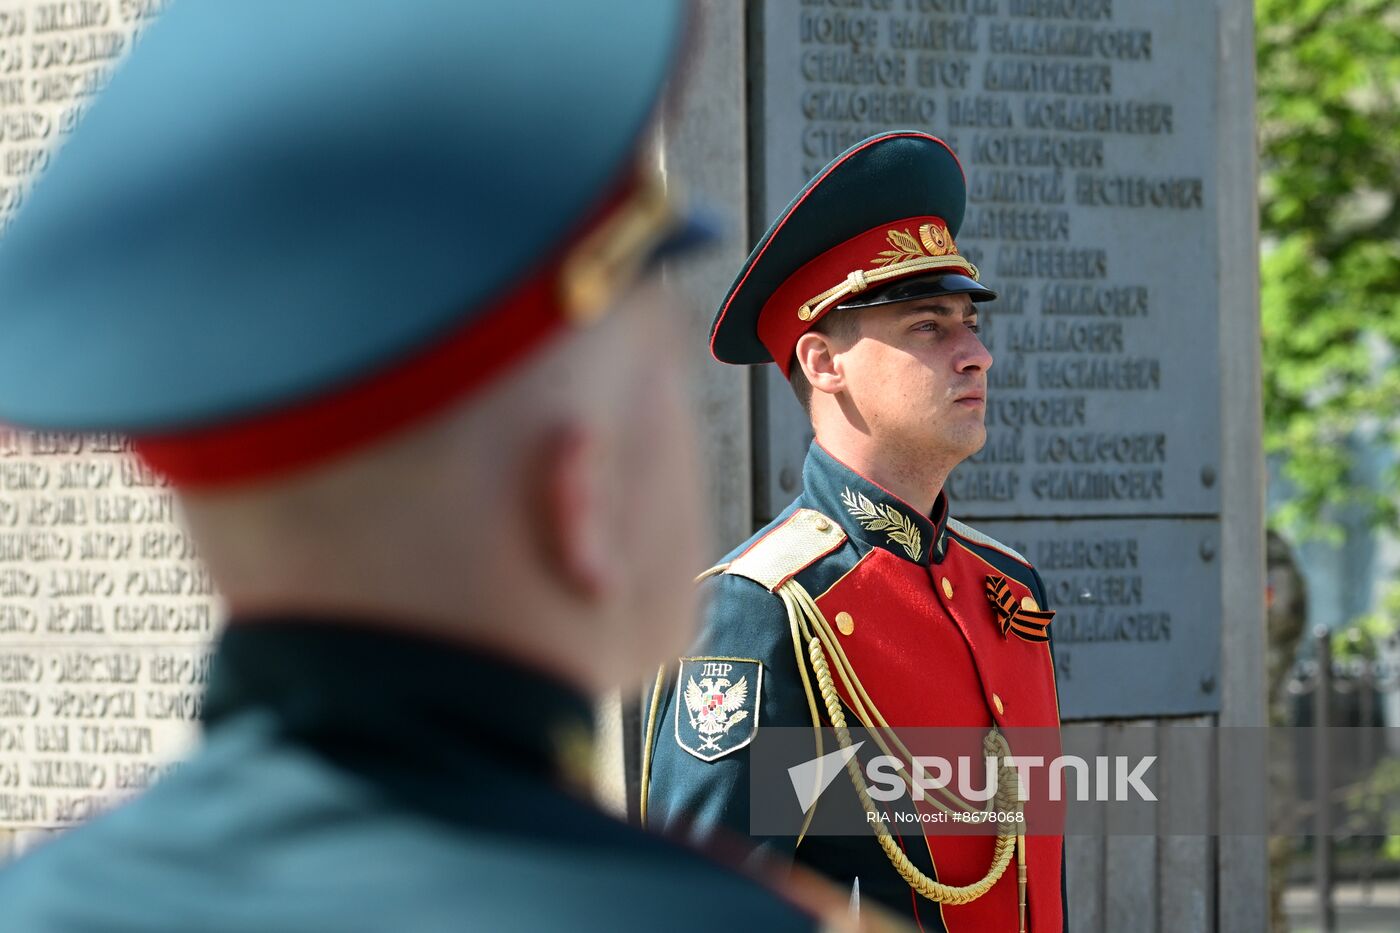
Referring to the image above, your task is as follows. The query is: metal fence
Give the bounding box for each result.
[1285,627,1400,931]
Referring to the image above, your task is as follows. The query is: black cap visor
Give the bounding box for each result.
[836,272,996,310]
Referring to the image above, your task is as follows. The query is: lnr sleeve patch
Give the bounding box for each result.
[674,657,763,762]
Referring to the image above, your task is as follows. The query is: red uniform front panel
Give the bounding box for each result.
[815,541,1062,932]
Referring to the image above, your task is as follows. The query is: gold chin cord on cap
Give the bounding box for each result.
[796,254,981,322]
[559,159,681,325]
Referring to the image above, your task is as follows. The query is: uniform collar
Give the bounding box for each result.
[802,441,950,565]
[202,619,596,791]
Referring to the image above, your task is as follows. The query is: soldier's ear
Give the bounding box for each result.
[794,331,846,398]
[536,425,617,602]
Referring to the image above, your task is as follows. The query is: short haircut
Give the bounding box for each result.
[788,308,861,413]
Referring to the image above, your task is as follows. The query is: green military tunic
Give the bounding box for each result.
[644,443,1066,932]
[0,621,827,932]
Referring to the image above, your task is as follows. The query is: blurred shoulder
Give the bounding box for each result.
[0,714,824,932]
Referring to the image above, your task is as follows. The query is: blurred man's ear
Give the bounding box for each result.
[537,425,616,602]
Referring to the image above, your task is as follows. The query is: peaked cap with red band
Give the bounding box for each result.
[711,131,995,377]
[0,0,707,487]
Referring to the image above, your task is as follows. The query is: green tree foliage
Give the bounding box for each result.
[1258,0,1400,539]
[1260,6,1400,878]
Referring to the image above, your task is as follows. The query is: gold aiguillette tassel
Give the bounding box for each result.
[1017,833,1027,933]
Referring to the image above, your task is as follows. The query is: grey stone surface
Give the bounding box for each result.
[744,2,1265,928]
[1104,722,1160,933]
[0,434,215,834]
[976,517,1222,719]
[1062,722,1105,932]
[12,826,54,857]
[1212,0,1269,927]
[1158,717,1214,933]
[750,0,1222,521]
[0,2,229,839]
[661,0,755,556]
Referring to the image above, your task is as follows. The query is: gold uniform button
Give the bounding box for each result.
[993,694,1005,716]
[835,611,855,636]
[815,518,832,533]
[1021,595,1040,612]
[940,577,954,600]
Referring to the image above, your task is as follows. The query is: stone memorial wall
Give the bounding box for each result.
[0,434,216,834]
[0,6,1266,920]
[0,1,164,236]
[751,0,1224,718]
[977,517,1219,717]
[0,1,208,846]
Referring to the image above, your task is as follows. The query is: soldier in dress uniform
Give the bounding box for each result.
[642,132,1067,931]
[0,3,897,930]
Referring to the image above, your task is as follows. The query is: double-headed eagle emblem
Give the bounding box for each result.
[674,658,763,762]
[684,674,750,752]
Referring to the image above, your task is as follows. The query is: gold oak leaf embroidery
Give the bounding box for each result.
[841,487,922,560]
[872,228,925,267]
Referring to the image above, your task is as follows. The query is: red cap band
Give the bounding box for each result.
[756,215,976,377]
[135,177,639,488]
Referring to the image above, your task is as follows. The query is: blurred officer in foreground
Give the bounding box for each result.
[643,132,1066,931]
[0,2,889,930]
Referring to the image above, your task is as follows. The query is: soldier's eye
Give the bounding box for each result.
[966,321,981,334]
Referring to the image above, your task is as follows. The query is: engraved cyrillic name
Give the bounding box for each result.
[0,0,144,236]
[765,0,1216,515]
[973,517,1220,717]
[0,0,204,838]
[0,425,216,830]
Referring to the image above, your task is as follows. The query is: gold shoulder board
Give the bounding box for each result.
[724,508,846,592]
[946,517,1031,566]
